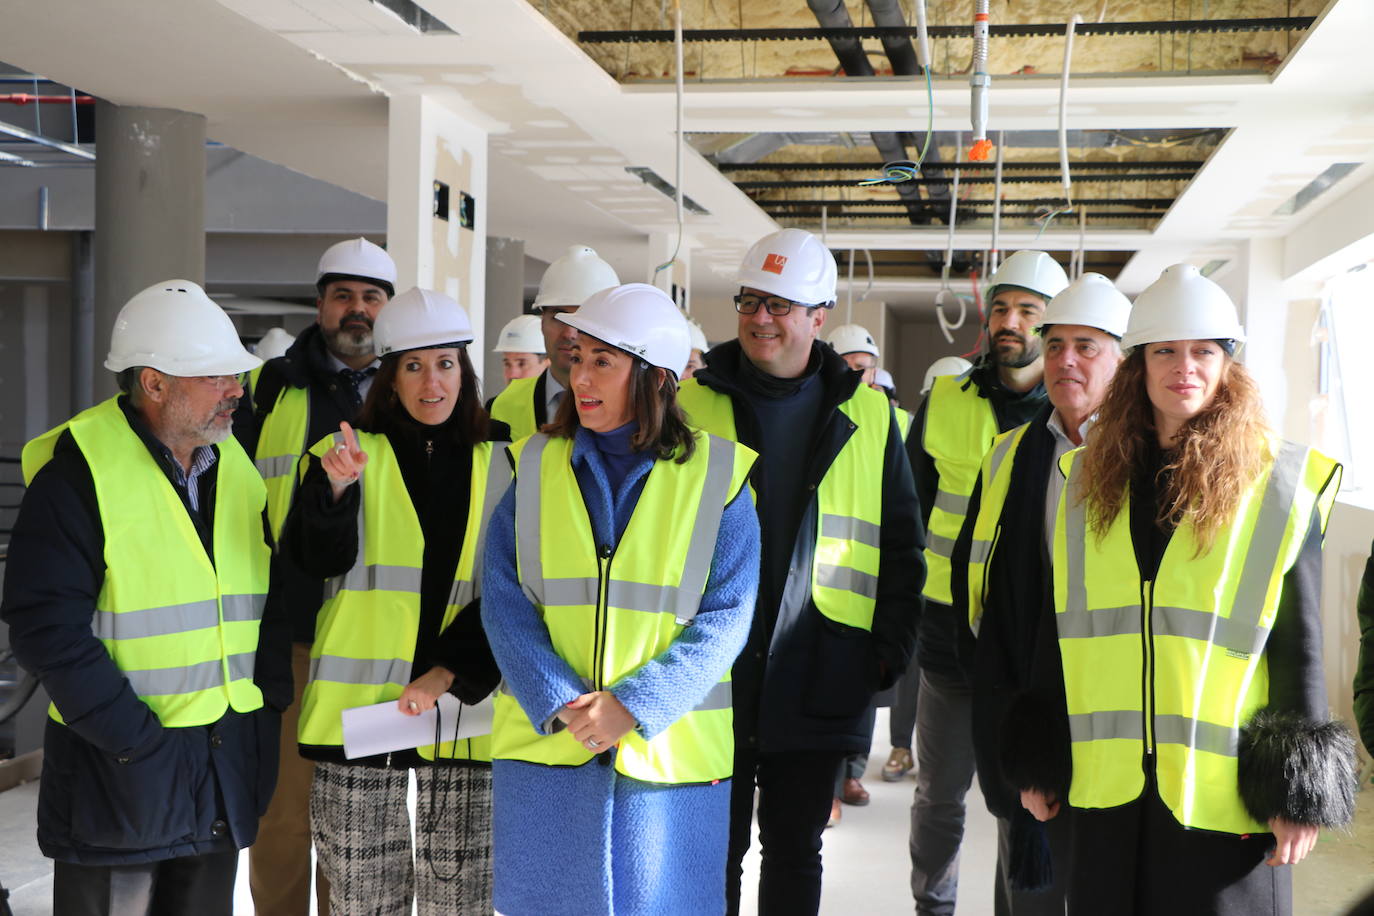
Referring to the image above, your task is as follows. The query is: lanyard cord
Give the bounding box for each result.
[420,699,467,882]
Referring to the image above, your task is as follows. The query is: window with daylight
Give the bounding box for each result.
[1319,263,1374,502]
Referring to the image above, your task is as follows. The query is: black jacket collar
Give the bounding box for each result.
[694,339,862,415]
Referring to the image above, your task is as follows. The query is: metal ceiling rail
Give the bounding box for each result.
[764,210,1165,220]
[580,17,1314,44]
[735,172,1192,189]
[762,197,1175,208]
[0,117,94,160]
[717,160,1203,173]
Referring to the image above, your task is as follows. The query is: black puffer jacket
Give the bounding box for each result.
[686,340,924,754]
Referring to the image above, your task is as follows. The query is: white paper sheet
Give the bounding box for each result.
[340,693,494,759]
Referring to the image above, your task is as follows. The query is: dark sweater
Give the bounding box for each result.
[282,409,507,767]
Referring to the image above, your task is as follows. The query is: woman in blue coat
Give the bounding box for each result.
[482,283,760,916]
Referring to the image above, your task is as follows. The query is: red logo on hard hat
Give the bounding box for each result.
[763,253,788,274]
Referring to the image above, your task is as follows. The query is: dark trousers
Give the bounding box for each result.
[909,669,977,916]
[889,653,923,749]
[1070,780,1290,916]
[726,747,846,916]
[52,850,239,916]
[994,809,1074,916]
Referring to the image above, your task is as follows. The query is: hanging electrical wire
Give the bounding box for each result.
[860,1,933,187]
[653,0,686,280]
[936,140,968,345]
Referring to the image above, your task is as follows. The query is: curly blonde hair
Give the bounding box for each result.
[1077,348,1271,555]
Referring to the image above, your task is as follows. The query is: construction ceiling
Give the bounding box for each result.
[526,0,1326,285]
[0,0,1368,310]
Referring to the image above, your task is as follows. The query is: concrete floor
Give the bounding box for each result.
[2,715,1373,915]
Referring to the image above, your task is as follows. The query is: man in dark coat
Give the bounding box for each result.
[2,280,290,915]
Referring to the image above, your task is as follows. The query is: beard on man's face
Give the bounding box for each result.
[324,312,375,358]
[991,330,1041,369]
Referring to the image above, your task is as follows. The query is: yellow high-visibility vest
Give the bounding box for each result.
[895,408,913,441]
[249,372,311,544]
[921,373,1001,606]
[1053,441,1341,834]
[23,397,269,726]
[492,430,755,783]
[965,422,1032,633]
[297,430,510,761]
[489,375,540,441]
[678,378,891,632]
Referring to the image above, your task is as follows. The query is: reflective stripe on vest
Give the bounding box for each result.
[493,430,755,784]
[253,382,311,543]
[489,374,539,442]
[298,431,509,762]
[965,423,1030,634]
[1053,440,1341,834]
[21,397,269,727]
[921,372,1002,605]
[678,377,890,631]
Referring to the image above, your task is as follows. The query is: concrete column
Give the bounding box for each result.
[483,236,525,401]
[22,286,49,440]
[93,102,206,400]
[386,94,488,379]
[71,230,95,412]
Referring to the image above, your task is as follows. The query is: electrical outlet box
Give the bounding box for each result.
[433,180,450,220]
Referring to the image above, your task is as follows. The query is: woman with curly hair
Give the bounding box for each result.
[1013,264,1355,914]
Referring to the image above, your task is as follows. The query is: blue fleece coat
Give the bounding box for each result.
[482,427,760,916]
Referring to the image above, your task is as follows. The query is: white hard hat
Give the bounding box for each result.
[105,280,261,376]
[1037,272,1132,338]
[556,283,690,375]
[921,355,973,394]
[826,323,879,358]
[533,245,620,310]
[493,314,545,354]
[686,317,709,354]
[873,368,897,391]
[984,250,1070,304]
[316,237,398,293]
[737,228,837,306]
[255,327,296,362]
[1121,263,1245,351]
[373,287,475,358]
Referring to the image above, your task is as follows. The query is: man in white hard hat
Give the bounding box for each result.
[2,281,287,916]
[906,249,1069,916]
[493,313,549,382]
[233,235,397,916]
[678,228,922,916]
[489,244,619,440]
[822,321,885,813]
[826,323,881,386]
[683,317,710,379]
[951,272,1131,915]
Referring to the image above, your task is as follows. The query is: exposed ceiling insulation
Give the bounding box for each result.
[694,127,1222,239]
[535,0,1328,81]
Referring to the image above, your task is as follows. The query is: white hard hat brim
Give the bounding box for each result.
[556,311,684,374]
[105,349,263,377]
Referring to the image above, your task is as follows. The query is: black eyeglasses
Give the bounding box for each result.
[734,293,800,316]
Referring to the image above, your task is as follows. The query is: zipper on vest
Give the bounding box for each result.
[594,542,614,692]
[425,439,433,460]
[1141,579,1155,756]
